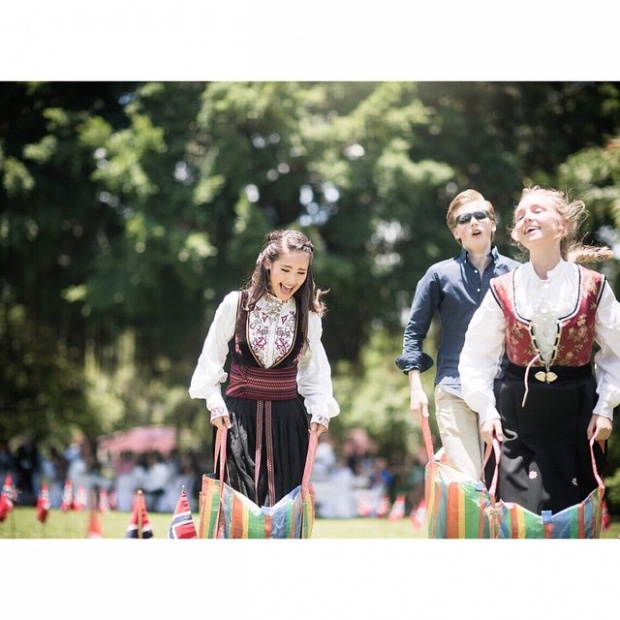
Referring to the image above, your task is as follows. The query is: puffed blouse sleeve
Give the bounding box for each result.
[593,281,620,419]
[458,289,506,425]
[188,291,237,414]
[297,312,340,428]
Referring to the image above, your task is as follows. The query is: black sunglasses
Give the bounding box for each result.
[455,210,490,225]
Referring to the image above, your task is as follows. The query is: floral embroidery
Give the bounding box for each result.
[248,295,297,368]
[210,406,228,422]
[311,414,330,429]
[528,470,538,480]
[494,267,603,367]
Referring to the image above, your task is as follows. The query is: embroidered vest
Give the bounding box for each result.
[490,265,605,368]
[230,290,305,369]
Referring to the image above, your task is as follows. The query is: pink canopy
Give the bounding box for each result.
[97,426,177,457]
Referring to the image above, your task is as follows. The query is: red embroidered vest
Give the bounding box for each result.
[490,265,605,367]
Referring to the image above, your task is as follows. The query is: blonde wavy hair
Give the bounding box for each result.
[511,185,613,264]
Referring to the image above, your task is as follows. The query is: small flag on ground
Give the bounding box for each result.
[0,474,15,522]
[7,475,17,503]
[376,494,391,518]
[126,490,153,539]
[357,493,373,517]
[73,484,87,512]
[388,494,406,522]
[99,489,110,514]
[602,500,611,530]
[61,479,74,512]
[410,498,427,531]
[36,482,51,524]
[168,486,197,539]
[86,509,104,538]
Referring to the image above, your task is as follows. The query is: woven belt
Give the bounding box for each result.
[225,362,298,400]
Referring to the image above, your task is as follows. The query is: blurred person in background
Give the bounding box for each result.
[15,434,42,505]
[0,439,15,479]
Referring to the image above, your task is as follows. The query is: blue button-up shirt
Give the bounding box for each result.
[395,246,520,397]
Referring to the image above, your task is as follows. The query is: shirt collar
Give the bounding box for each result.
[258,293,295,313]
[521,258,570,283]
[460,245,499,264]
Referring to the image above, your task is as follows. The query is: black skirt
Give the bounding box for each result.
[215,394,310,506]
[496,364,606,514]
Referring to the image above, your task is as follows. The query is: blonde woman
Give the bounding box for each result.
[460,186,618,515]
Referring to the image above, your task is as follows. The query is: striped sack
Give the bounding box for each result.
[218,481,314,539]
[198,428,316,539]
[422,416,498,539]
[494,438,605,539]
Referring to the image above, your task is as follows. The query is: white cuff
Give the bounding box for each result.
[311,413,330,429]
[477,405,501,426]
[592,403,614,420]
[209,406,229,423]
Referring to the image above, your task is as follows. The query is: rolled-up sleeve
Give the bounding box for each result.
[458,290,506,424]
[188,292,237,412]
[593,282,620,419]
[297,313,340,425]
[395,270,439,374]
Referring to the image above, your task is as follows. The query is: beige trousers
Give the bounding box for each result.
[433,386,484,481]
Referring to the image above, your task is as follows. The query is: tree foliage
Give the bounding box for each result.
[2,81,620,471]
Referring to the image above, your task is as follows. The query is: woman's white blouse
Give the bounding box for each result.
[459,260,620,424]
[188,291,340,425]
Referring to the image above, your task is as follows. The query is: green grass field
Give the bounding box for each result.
[1,507,618,539]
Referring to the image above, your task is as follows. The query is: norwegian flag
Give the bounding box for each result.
[73,485,88,512]
[125,491,154,539]
[60,479,74,512]
[99,489,110,514]
[357,492,373,517]
[376,494,391,518]
[388,494,407,522]
[410,498,427,531]
[36,482,51,524]
[602,500,611,530]
[0,474,15,522]
[168,486,197,539]
[86,509,104,538]
[8,475,18,503]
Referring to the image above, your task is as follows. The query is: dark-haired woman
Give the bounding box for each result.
[189,229,339,506]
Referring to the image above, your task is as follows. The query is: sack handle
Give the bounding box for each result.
[215,427,227,485]
[204,428,227,539]
[214,426,319,494]
[421,414,435,464]
[590,437,605,490]
[302,428,319,498]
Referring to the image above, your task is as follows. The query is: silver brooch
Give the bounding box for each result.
[534,371,558,383]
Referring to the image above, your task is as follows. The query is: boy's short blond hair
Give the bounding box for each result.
[446,189,496,230]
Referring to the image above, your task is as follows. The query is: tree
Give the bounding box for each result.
[3,80,620,465]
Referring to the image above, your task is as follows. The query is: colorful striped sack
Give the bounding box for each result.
[422,416,499,539]
[494,438,605,539]
[198,428,317,539]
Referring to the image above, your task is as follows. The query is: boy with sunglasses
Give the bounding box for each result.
[395,189,520,481]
